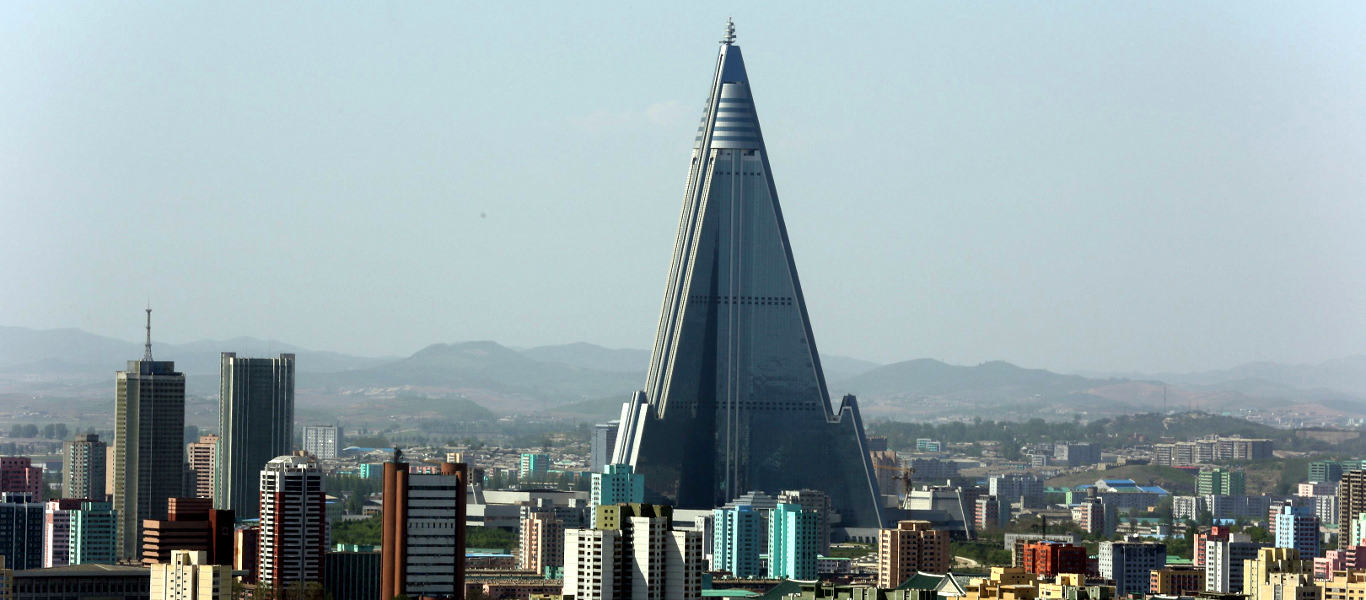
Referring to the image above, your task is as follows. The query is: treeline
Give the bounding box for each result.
[7,423,92,440]
[869,411,1297,455]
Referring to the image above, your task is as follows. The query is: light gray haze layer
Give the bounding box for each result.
[2,3,1363,373]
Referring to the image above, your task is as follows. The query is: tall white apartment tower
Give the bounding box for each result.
[302,426,341,461]
[258,455,326,590]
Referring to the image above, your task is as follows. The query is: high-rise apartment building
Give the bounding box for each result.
[141,497,233,567]
[1197,468,1246,496]
[186,435,217,500]
[590,421,619,475]
[258,455,326,590]
[1243,547,1318,600]
[562,503,704,600]
[150,549,231,600]
[876,520,950,587]
[0,493,44,570]
[1206,539,1267,593]
[1311,461,1345,484]
[44,499,114,568]
[1340,470,1366,538]
[379,460,467,600]
[519,511,564,576]
[0,458,43,501]
[114,312,186,560]
[590,464,643,528]
[1053,442,1101,467]
[1022,542,1088,578]
[975,495,1009,532]
[217,353,295,520]
[713,505,763,577]
[1098,540,1166,597]
[1195,526,1242,568]
[519,453,549,482]
[62,435,106,501]
[610,22,884,528]
[43,499,81,568]
[777,489,832,554]
[769,503,818,580]
[989,474,1044,508]
[1274,505,1320,561]
[68,501,117,566]
[301,426,340,461]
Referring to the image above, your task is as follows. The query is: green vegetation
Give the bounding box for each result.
[331,516,381,546]
[467,526,516,552]
[951,540,1012,566]
[870,411,1291,454]
[827,544,873,559]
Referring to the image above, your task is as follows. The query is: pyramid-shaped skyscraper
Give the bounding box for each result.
[613,22,885,528]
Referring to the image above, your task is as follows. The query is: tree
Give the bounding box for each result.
[21,424,37,438]
[9,424,21,438]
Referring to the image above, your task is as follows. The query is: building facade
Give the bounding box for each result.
[149,550,230,600]
[140,497,233,567]
[217,353,295,520]
[609,24,884,528]
[258,455,325,590]
[769,503,818,580]
[590,464,644,528]
[0,458,42,502]
[68,501,117,566]
[1197,468,1246,496]
[1206,539,1266,593]
[713,505,763,578]
[379,460,467,600]
[62,435,106,502]
[0,493,43,570]
[301,426,340,461]
[1275,504,1321,561]
[113,328,186,561]
[1022,542,1087,578]
[562,504,703,600]
[1098,540,1165,597]
[1340,470,1366,539]
[876,520,950,588]
[590,421,619,475]
[186,435,217,501]
[777,489,832,555]
[519,454,549,482]
[519,511,564,576]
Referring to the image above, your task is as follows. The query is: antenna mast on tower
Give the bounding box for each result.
[143,307,154,362]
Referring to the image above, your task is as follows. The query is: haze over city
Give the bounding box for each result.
[3,3,1364,373]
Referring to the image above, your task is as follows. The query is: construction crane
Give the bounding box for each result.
[872,462,915,496]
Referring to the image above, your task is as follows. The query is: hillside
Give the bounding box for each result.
[312,341,640,409]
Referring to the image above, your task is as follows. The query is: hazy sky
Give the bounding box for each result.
[3,3,1364,373]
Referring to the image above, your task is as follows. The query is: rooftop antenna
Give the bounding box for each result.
[721,18,735,45]
[143,305,154,362]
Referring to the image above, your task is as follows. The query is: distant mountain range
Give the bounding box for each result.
[1,325,1363,424]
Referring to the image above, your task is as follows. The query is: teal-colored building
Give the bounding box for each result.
[519,453,550,481]
[590,464,644,527]
[69,501,117,565]
[359,463,383,479]
[1196,468,1245,496]
[769,503,817,580]
[714,505,764,577]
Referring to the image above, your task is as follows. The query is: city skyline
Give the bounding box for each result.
[3,4,1364,375]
